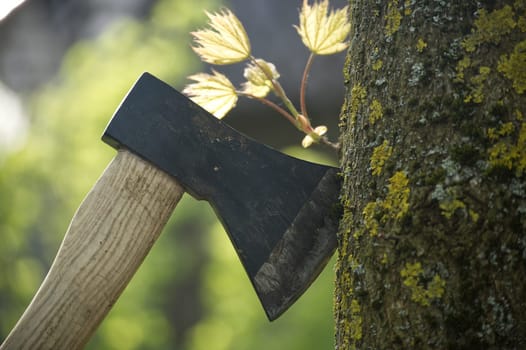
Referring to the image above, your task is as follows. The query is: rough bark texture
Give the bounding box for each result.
[335,1,526,349]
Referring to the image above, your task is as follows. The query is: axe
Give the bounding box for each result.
[1,73,341,349]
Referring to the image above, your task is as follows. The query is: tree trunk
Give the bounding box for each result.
[335,1,526,349]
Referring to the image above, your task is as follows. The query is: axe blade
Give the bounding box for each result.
[103,73,342,320]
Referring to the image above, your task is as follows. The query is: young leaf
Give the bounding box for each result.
[295,0,350,55]
[241,59,280,98]
[191,9,251,64]
[183,70,238,119]
[301,125,328,148]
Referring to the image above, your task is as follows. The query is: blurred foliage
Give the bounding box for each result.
[0,0,336,349]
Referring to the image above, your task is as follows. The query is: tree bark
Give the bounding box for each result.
[335,1,526,349]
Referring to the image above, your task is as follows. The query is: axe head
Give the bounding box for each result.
[102,73,342,320]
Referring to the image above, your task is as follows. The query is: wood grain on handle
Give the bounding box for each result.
[1,149,184,350]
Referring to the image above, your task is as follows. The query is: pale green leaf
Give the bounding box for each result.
[183,70,238,118]
[295,0,350,55]
[241,59,280,98]
[191,9,251,64]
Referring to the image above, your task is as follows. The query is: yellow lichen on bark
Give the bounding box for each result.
[382,171,410,220]
[363,201,380,237]
[348,299,363,342]
[337,1,526,348]
[464,66,491,103]
[498,40,526,94]
[372,59,383,71]
[335,245,363,350]
[385,1,402,36]
[439,199,466,219]
[454,56,472,82]
[416,38,427,52]
[368,99,384,125]
[488,111,526,176]
[462,5,517,52]
[401,262,446,307]
[370,140,393,175]
[349,83,367,124]
[362,171,410,236]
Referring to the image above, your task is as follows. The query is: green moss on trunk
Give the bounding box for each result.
[335,0,526,349]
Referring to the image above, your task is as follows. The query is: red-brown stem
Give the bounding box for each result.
[249,56,301,119]
[238,92,298,128]
[300,53,315,119]
[239,92,340,152]
[243,56,340,153]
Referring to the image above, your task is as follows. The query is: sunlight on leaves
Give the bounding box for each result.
[295,0,350,55]
[191,9,251,64]
[241,58,280,98]
[185,1,346,150]
[183,70,238,118]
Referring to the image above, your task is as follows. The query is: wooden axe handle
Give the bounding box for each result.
[1,149,184,349]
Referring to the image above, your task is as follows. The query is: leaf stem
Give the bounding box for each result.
[244,56,340,152]
[250,56,301,121]
[300,53,315,119]
[238,91,298,128]
[239,91,340,152]
[320,136,340,151]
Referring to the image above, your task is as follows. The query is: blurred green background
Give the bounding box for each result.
[0,0,345,348]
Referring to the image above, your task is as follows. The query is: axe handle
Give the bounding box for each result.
[1,149,184,350]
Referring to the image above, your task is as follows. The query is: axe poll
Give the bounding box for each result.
[1,73,341,349]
